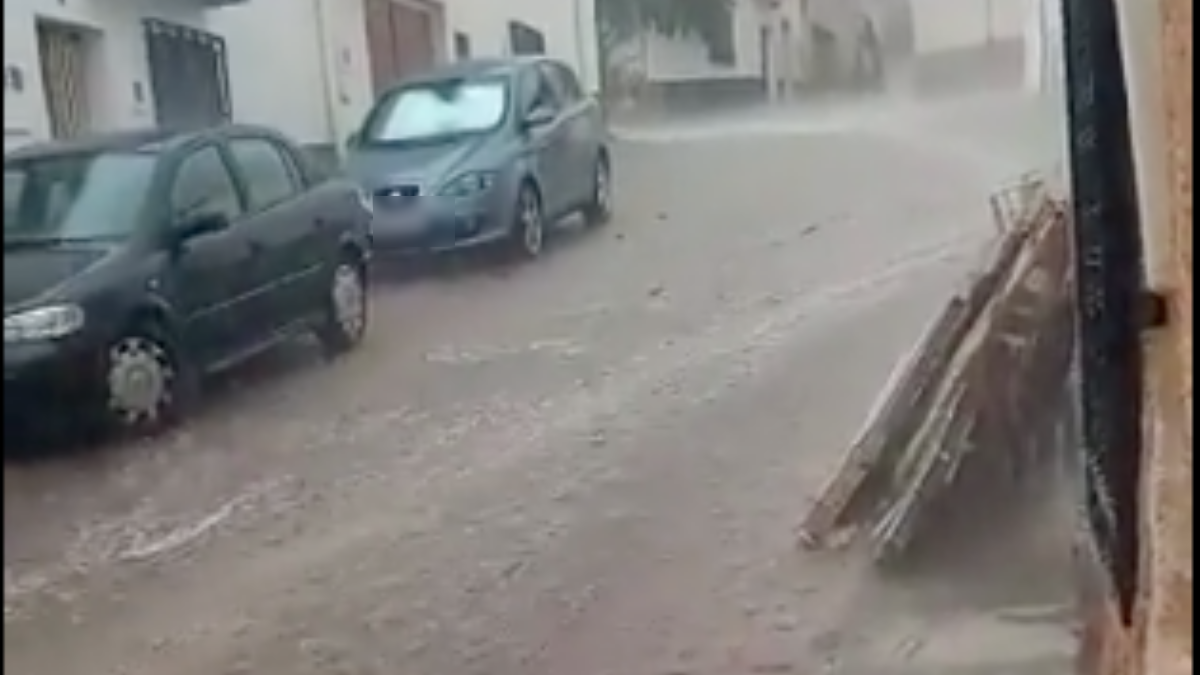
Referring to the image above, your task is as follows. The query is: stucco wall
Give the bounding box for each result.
[5,0,601,151]
[208,0,375,150]
[3,0,207,148]
[446,0,600,93]
[909,0,1025,54]
[642,1,766,83]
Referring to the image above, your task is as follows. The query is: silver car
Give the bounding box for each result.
[345,57,613,260]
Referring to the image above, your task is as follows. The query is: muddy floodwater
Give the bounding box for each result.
[6,91,1075,675]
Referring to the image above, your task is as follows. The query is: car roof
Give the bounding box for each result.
[4,124,284,163]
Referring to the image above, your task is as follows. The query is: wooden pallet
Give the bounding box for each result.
[798,181,1074,563]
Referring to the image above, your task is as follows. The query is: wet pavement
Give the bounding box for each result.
[5,92,1074,674]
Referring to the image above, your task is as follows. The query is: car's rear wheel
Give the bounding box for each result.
[507,183,545,260]
[99,323,189,435]
[316,257,368,357]
[583,154,613,226]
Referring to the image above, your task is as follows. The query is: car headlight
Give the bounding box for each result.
[439,172,497,198]
[4,305,87,343]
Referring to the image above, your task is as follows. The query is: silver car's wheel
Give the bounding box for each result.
[585,155,613,226]
[105,334,178,430]
[514,185,544,258]
[332,263,367,339]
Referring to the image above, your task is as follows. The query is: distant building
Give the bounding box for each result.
[603,0,902,115]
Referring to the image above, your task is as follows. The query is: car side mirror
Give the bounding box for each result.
[172,211,229,245]
[522,106,556,130]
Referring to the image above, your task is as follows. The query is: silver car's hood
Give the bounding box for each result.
[345,137,490,192]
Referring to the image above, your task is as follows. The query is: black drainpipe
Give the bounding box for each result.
[1061,0,1146,622]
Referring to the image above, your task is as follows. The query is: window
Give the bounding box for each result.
[170,146,241,223]
[706,12,736,65]
[361,78,510,144]
[524,68,561,114]
[541,62,583,104]
[4,151,157,242]
[228,138,299,211]
[508,21,546,56]
[454,32,471,60]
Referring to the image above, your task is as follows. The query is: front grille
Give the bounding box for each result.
[373,184,421,205]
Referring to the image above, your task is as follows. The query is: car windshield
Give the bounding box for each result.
[3,151,157,245]
[361,77,509,144]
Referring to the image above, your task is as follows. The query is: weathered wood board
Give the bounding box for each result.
[798,181,1075,564]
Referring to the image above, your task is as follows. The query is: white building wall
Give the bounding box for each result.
[4,0,207,149]
[6,0,602,152]
[910,0,1025,53]
[208,0,375,150]
[1023,0,1063,93]
[632,0,870,87]
[642,0,765,82]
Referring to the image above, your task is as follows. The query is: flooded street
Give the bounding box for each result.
[6,92,1074,674]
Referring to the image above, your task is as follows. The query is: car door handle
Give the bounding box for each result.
[248,240,267,258]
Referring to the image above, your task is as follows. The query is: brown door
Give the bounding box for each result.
[392,3,435,77]
[37,22,91,139]
[363,0,438,97]
[364,0,399,95]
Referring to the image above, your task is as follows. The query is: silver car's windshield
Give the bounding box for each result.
[4,151,157,244]
[361,77,509,144]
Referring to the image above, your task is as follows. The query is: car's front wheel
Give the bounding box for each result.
[506,183,545,260]
[316,257,368,357]
[583,154,613,227]
[98,323,190,435]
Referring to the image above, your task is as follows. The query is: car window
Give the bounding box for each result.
[4,151,158,242]
[228,138,300,211]
[528,67,562,113]
[543,62,583,104]
[170,146,242,224]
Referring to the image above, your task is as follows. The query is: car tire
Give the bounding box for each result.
[583,154,613,227]
[506,182,545,260]
[96,321,192,436]
[316,256,369,358]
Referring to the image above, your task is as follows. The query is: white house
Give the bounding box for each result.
[5,0,600,154]
[4,0,242,151]
[902,0,1032,94]
[208,0,601,158]
[606,0,891,114]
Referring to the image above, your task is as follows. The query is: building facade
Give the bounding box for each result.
[209,0,600,158]
[4,0,601,155]
[603,0,900,116]
[4,0,241,151]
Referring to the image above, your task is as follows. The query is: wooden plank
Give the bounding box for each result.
[797,184,1072,557]
[798,213,1036,548]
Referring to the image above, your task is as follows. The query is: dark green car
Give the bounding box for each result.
[4,125,373,436]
